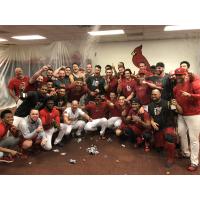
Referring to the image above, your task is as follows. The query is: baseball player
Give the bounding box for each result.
[173,67,200,171]
[84,95,108,138]
[54,100,92,145]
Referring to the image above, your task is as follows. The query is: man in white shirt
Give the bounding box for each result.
[54,100,92,145]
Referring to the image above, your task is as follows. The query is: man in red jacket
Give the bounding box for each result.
[173,67,200,171]
[39,96,67,150]
[84,95,108,138]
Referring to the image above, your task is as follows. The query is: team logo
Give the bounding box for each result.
[154,107,162,115]
[126,85,131,91]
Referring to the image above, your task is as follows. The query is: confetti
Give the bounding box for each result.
[53,149,60,152]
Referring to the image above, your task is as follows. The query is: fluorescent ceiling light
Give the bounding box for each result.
[0,38,8,42]
[11,35,46,40]
[164,25,200,31]
[88,29,125,36]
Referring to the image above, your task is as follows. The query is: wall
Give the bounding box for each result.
[92,38,200,74]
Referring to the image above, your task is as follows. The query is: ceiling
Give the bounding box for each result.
[0,25,200,46]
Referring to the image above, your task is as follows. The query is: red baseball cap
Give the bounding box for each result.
[174,67,187,75]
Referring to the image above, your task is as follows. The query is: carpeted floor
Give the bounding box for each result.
[0,132,199,175]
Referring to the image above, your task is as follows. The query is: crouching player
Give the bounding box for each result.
[126,98,151,152]
[54,100,92,145]
[39,96,68,150]
[148,89,182,168]
[18,109,47,153]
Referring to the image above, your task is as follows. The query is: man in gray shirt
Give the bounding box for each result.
[18,109,47,151]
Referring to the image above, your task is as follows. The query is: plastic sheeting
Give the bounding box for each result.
[0,40,98,109]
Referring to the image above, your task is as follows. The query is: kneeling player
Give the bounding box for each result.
[126,98,151,152]
[18,109,47,153]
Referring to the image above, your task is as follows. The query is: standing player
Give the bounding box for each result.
[86,65,106,101]
[117,69,136,102]
[104,67,118,99]
[8,67,29,105]
[173,67,200,171]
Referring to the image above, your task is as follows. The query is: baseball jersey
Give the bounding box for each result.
[63,107,85,125]
[0,122,8,139]
[127,109,150,134]
[134,82,151,105]
[39,107,60,130]
[173,79,200,116]
[85,101,109,119]
[119,79,136,98]
[104,76,118,98]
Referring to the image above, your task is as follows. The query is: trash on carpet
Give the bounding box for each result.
[60,152,67,156]
[107,137,112,142]
[69,159,77,164]
[53,149,60,152]
[77,138,82,143]
[86,145,99,155]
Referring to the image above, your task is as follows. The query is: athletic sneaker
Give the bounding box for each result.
[0,156,14,163]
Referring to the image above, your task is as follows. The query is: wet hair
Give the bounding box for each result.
[47,67,53,72]
[180,61,190,69]
[95,65,102,70]
[1,109,12,119]
[44,96,55,106]
[105,65,112,70]
[72,63,79,67]
[59,67,66,72]
[118,62,125,68]
[124,68,132,74]
[150,65,156,69]
[156,62,165,68]
[38,84,47,89]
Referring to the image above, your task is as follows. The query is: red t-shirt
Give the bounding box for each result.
[0,122,8,139]
[8,76,29,97]
[39,107,60,130]
[66,83,88,102]
[85,101,109,119]
[134,83,151,105]
[127,109,150,134]
[24,82,39,92]
[105,76,118,98]
[119,79,136,98]
[173,80,200,115]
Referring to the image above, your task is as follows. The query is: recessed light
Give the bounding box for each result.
[11,35,47,40]
[0,38,8,42]
[88,29,125,36]
[164,25,200,31]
